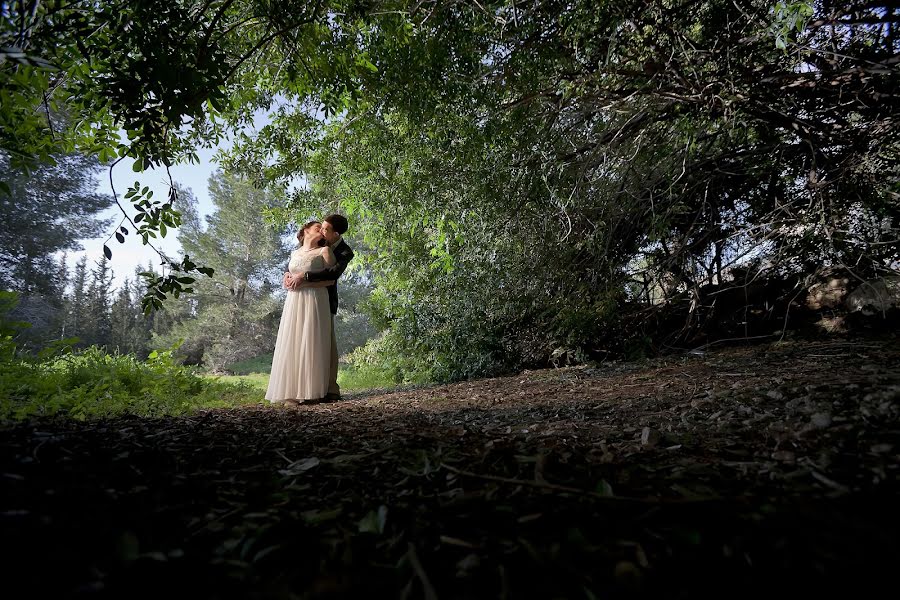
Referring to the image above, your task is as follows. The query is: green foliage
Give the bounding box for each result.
[3,1,898,385]
[220,0,899,379]
[210,361,400,393]
[770,1,814,49]
[223,353,275,375]
[337,363,400,391]
[345,332,436,385]
[1,0,353,309]
[0,151,113,295]
[0,345,260,421]
[151,173,287,369]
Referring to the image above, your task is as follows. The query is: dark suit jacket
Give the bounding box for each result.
[306,239,354,314]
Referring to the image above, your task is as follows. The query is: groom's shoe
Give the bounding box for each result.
[323,393,342,403]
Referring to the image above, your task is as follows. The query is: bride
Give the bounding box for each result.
[266,221,335,404]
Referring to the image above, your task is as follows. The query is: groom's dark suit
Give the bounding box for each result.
[304,238,354,397]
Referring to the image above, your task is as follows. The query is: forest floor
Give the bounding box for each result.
[2,338,899,599]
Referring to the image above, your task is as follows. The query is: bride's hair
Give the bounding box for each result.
[297,220,321,244]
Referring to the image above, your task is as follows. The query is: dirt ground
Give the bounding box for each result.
[2,339,899,599]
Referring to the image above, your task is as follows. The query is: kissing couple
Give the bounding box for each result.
[265,214,355,405]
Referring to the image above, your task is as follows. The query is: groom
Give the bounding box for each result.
[288,213,354,402]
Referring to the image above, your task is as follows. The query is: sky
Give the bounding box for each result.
[68,146,220,290]
[67,104,309,291]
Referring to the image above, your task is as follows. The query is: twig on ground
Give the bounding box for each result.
[441,463,722,505]
[406,542,439,600]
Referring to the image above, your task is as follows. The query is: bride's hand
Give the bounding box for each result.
[283,272,303,289]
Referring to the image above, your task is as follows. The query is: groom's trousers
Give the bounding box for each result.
[328,316,340,396]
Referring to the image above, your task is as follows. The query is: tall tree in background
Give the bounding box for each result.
[82,255,114,347]
[124,264,176,355]
[180,173,287,303]
[108,275,153,357]
[0,150,114,349]
[0,152,113,295]
[61,256,88,343]
[154,173,288,369]
[51,253,68,308]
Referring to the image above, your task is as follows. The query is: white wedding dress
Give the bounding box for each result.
[265,247,332,402]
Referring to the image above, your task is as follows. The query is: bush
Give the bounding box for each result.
[345,331,436,385]
[0,344,261,421]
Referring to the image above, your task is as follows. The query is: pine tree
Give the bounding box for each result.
[51,253,69,309]
[85,256,114,347]
[0,152,113,294]
[154,173,288,369]
[109,277,152,357]
[61,257,87,343]
[178,173,288,307]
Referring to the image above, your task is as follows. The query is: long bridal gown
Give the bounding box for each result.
[266,247,332,402]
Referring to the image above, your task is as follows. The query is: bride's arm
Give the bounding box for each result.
[320,246,336,267]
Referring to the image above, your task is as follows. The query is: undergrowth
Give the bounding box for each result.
[0,341,259,420]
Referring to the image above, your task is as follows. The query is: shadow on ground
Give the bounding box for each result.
[2,339,898,598]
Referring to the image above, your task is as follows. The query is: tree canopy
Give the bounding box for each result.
[0,151,112,295]
[2,0,898,376]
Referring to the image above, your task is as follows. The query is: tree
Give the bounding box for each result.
[84,255,114,347]
[220,0,899,376]
[109,276,153,357]
[3,1,898,375]
[50,253,68,307]
[0,152,113,295]
[1,1,391,307]
[333,270,377,358]
[61,256,88,344]
[180,173,288,303]
[154,173,288,369]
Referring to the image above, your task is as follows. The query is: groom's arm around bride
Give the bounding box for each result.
[290,215,354,310]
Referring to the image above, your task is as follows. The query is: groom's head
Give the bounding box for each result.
[321,214,348,244]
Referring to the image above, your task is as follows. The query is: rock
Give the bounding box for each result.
[845,276,900,314]
[766,389,784,401]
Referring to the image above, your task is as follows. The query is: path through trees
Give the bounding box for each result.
[3,339,898,597]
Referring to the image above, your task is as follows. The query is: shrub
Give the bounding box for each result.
[0,344,260,421]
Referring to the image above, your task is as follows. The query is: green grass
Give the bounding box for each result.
[1,346,411,422]
[212,360,400,394]
[337,364,398,391]
[225,353,274,375]
[206,372,269,392]
[0,346,262,420]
